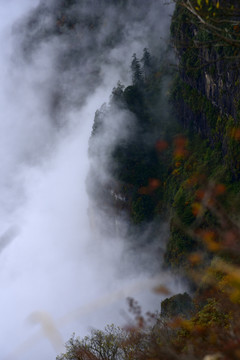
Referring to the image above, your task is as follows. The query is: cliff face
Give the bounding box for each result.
[86,1,240,270]
[160,2,240,269]
[171,1,240,133]
[170,1,240,179]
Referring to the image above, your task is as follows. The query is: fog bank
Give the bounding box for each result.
[0,1,183,360]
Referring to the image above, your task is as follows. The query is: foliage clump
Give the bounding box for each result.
[88,48,177,227]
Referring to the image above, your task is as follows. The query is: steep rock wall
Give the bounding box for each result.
[171,1,240,128]
[171,1,240,179]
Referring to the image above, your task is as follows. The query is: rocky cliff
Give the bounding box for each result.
[171,1,240,178]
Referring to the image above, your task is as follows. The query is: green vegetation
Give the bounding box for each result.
[89,48,176,225]
[58,1,240,359]
[89,35,240,263]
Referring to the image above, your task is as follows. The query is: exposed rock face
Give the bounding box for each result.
[171,1,240,129]
[170,1,240,179]
[161,292,195,319]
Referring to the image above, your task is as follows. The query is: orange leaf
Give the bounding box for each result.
[156,140,168,152]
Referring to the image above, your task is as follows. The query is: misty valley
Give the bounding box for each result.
[1,1,240,360]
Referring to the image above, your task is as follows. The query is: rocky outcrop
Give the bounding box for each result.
[161,292,195,319]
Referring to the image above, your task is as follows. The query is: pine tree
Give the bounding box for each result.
[110,81,125,106]
[131,54,143,86]
[141,48,152,80]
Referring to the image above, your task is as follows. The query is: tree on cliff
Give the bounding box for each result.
[175,0,240,51]
[131,54,144,86]
[141,48,153,80]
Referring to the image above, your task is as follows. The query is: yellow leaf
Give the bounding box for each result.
[192,202,203,216]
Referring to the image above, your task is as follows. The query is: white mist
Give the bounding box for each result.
[0,2,181,360]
